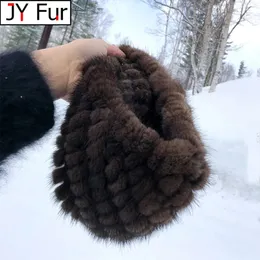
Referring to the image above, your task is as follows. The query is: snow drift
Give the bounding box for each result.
[0,77,260,260]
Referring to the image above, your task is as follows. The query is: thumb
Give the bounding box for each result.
[107,45,125,57]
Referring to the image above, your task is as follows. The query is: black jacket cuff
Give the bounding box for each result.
[0,50,55,163]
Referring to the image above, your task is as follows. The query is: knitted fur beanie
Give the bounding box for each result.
[52,45,210,244]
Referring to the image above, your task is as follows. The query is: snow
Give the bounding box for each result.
[1,77,260,260]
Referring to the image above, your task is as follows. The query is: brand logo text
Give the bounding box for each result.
[0,1,71,25]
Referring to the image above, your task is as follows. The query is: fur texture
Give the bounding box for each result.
[52,45,210,243]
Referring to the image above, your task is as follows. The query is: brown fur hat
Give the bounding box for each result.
[52,45,210,244]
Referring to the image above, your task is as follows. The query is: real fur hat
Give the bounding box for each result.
[52,45,210,244]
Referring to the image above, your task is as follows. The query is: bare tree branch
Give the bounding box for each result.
[228,0,252,38]
[149,0,203,33]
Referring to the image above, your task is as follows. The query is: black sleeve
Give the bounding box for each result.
[0,51,55,165]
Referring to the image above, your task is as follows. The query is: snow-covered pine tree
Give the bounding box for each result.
[50,0,111,46]
[144,0,252,93]
[4,26,42,51]
[237,61,247,79]
[179,34,193,90]
[222,41,232,65]
[0,26,10,51]
[195,0,215,93]
[257,69,260,77]
[209,0,236,92]
[205,40,233,86]
[147,0,216,93]
[219,63,236,83]
[148,0,205,92]
[89,6,113,39]
[209,0,253,93]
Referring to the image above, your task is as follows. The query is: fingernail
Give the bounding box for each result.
[119,50,126,57]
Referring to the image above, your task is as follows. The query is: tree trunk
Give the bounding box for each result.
[37,25,53,50]
[190,1,200,96]
[68,11,79,42]
[158,8,171,63]
[184,67,192,90]
[207,48,218,86]
[168,11,183,74]
[209,0,236,93]
[196,0,214,92]
[60,26,69,45]
[191,32,198,95]
[204,23,222,86]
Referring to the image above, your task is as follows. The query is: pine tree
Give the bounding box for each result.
[222,41,233,65]
[220,63,236,83]
[178,0,207,90]
[5,25,42,51]
[50,0,104,45]
[237,61,247,79]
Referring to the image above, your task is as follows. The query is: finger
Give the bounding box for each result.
[62,94,70,103]
[107,45,125,57]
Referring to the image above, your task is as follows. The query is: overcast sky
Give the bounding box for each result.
[104,0,260,73]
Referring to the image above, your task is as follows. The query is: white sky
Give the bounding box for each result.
[104,0,260,73]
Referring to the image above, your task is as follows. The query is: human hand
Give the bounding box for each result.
[32,39,125,101]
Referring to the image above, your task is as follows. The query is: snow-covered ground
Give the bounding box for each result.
[1,77,260,260]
